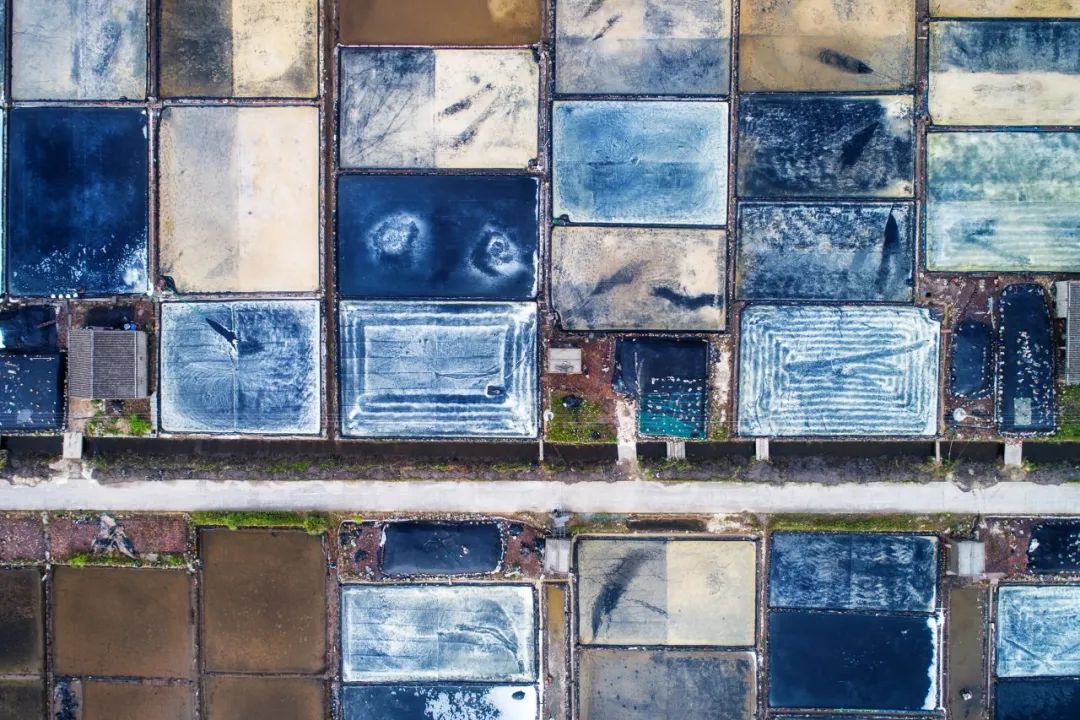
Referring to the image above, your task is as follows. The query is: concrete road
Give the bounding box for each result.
[0,477,1078,514]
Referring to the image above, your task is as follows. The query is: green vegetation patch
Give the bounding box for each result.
[65,552,188,568]
[767,513,976,537]
[189,511,329,535]
[547,393,616,444]
[1057,385,1080,440]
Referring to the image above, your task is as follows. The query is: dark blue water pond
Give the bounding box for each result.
[737,95,914,199]
[7,108,148,297]
[0,307,57,353]
[950,319,994,399]
[342,684,536,720]
[737,202,914,302]
[996,678,1080,720]
[338,175,538,300]
[1028,520,1080,574]
[769,533,938,613]
[0,355,63,431]
[614,339,708,439]
[768,610,936,711]
[997,283,1054,434]
[381,522,503,576]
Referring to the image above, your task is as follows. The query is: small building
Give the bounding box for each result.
[68,329,149,400]
[1057,281,1080,386]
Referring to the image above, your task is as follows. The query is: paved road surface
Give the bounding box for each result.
[0,477,1077,514]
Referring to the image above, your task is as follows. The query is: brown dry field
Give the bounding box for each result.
[201,529,327,673]
[52,567,195,678]
[80,682,196,720]
[0,569,43,675]
[203,676,325,720]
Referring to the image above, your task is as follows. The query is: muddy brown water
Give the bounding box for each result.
[338,0,541,45]
[0,569,43,674]
[52,567,195,678]
[204,676,325,720]
[81,682,196,720]
[947,584,989,720]
[201,530,327,674]
[544,584,569,720]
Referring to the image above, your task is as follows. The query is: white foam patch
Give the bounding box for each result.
[925,614,942,711]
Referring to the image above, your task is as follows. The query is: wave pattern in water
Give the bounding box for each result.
[738,305,940,437]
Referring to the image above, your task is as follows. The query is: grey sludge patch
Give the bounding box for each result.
[579,649,755,720]
[159,0,233,97]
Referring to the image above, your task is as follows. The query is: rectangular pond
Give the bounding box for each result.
[738,305,941,437]
[737,95,914,199]
[338,0,542,45]
[11,0,146,100]
[737,202,914,301]
[159,300,322,435]
[0,355,62,432]
[614,339,709,439]
[555,0,731,96]
[739,0,915,92]
[579,649,755,720]
[337,175,538,300]
[768,610,938,711]
[996,678,1080,720]
[381,522,503,576]
[341,584,536,683]
[769,533,938,613]
[343,685,537,720]
[997,284,1055,434]
[552,100,729,225]
[339,48,538,169]
[158,106,320,293]
[1028,520,1080,574]
[551,227,725,331]
[926,131,1080,272]
[159,0,317,97]
[996,585,1080,677]
[339,301,538,438]
[576,539,756,646]
[930,21,1080,126]
[7,108,148,297]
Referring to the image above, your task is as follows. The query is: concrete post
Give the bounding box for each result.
[666,441,686,460]
[1003,442,1023,468]
[755,438,770,462]
[62,432,84,461]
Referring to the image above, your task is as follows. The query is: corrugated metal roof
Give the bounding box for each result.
[68,329,148,400]
[1067,282,1080,385]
